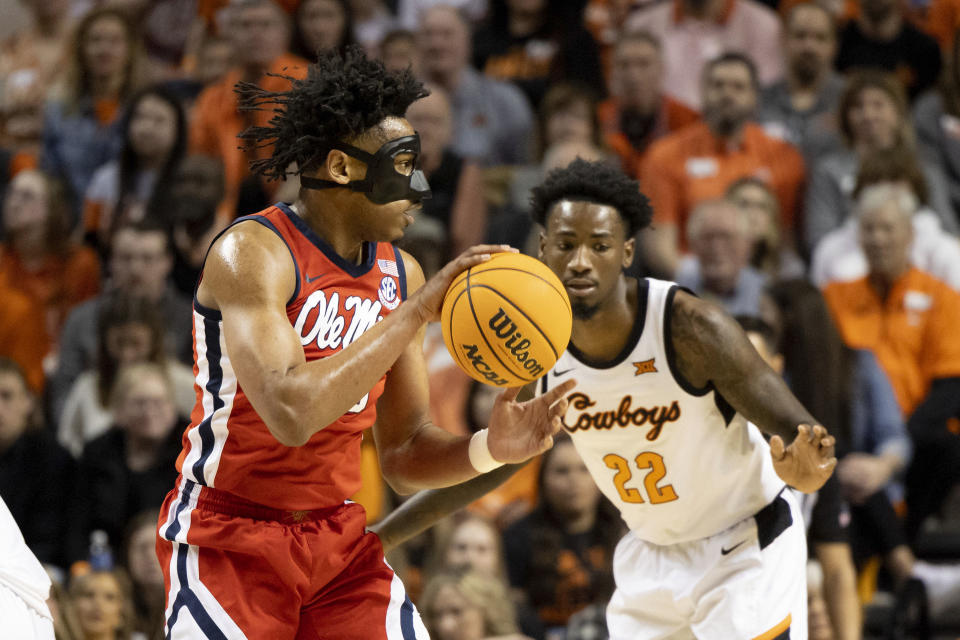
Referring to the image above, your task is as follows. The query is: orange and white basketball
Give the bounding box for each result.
[440,253,572,387]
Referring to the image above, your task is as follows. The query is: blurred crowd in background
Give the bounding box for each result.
[2,0,960,638]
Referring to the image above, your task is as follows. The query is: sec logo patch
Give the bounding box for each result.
[378,276,400,310]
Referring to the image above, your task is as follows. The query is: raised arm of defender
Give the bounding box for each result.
[669,291,837,493]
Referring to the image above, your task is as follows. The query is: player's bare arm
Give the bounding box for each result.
[201,222,505,446]
[370,462,527,552]
[373,251,574,494]
[670,290,836,493]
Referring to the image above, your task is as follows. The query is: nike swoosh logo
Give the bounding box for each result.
[305,273,325,283]
[553,367,574,377]
[720,540,747,556]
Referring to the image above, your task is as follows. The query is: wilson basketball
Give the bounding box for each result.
[441,253,572,387]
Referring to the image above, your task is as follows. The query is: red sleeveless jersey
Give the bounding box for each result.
[176,203,407,510]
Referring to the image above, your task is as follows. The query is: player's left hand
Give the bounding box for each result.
[770,424,837,494]
[486,379,576,464]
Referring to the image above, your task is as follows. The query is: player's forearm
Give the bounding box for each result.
[733,368,819,441]
[378,424,482,494]
[818,544,862,640]
[371,462,526,552]
[263,302,427,446]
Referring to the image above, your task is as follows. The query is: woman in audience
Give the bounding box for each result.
[58,294,194,458]
[41,7,145,220]
[122,510,164,640]
[535,83,603,160]
[428,512,509,582]
[803,71,957,253]
[70,363,184,561]
[405,86,486,257]
[82,85,187,253]
[420,567,530,640]
[502,433,623,635]
[725,177,805,282]
[0,169,100,349]
[0,357,74,571]
[62,569,135,640]
[290,0,357,61]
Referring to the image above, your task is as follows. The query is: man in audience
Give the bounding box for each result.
[417,5,534,166]
[624,0,783,110]
[676,199,770,317]
[640,53,805,277]
[50,219,192,424]
[811,153,960,292]
[598,29,700,179]
[189,0,308,217]
[759,2,844,165]
[836,0,941,99]
[823,182,960,541]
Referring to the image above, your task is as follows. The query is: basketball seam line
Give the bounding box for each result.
[462,266,571,313]
[465,268,533,383]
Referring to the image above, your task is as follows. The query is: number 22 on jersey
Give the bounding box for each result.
[603,452,678,504]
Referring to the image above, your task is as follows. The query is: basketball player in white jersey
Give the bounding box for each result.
[526,159,835,640]
[370,158,836,638]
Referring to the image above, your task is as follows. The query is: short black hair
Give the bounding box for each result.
[703,51,759,90]
[529,158,652,237]
[236,45,428,181]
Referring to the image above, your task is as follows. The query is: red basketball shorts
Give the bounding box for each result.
[156,477,427,639]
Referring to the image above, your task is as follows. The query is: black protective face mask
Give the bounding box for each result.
[300,134,432,205]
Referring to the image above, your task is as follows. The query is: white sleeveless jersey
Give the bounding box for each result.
[538,278,784,545]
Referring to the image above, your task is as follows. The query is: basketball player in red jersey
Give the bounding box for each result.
[155,47,575,639]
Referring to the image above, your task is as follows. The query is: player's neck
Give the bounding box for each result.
[570,277,638,362]
[291,199,365,265]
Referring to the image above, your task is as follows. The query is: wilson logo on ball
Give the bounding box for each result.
[489,309,544,377]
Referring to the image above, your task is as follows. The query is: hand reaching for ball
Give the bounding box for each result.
[411,245,518,323]
[486,380,576,464]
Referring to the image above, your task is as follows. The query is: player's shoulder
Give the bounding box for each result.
[204,215,296,293]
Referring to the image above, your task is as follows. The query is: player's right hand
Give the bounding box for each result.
[411,244,518,323]
[770,424,837,494]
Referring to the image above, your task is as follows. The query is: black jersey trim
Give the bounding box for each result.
[191,212,302,319]
[276,202,377,278]
[392,245,408,300]
[566,278,649,369]
[663,285,712,397]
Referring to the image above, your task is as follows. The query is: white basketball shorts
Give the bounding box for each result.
[607,489,808,639]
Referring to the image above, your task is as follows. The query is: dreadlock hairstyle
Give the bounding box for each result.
[235,46,429,182]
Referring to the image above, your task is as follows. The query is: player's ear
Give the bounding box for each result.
[622,236,635,269]
[538,229,546,258]
[324,149,352,185]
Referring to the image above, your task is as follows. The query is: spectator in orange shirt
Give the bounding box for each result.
[926,0,960,52]
[639,53,805,277]
[822,182,960,539]
[0,282,48,393]
[598,30,700,179]
[189,0,309,218]
[0,170,100,352]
